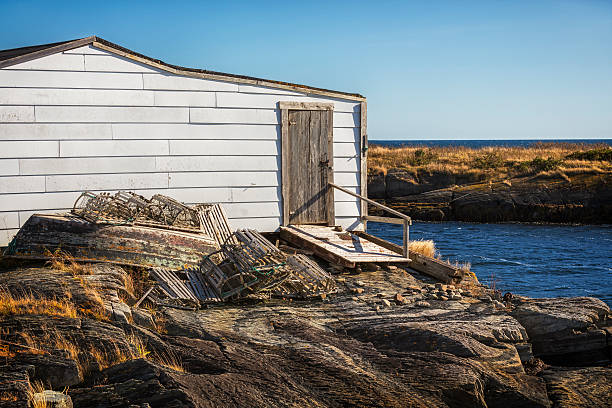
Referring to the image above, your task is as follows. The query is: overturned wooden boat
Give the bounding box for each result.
[3,213,219,269]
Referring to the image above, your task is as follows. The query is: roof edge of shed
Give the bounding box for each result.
[0,36,366,102]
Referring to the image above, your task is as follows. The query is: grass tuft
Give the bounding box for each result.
[408,240,436,258]
[46,249,92,276]
[153,349,185,372]
[0,290,77,319]
[26,381,49,408]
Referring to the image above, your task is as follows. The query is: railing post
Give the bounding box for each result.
[403,219,409,258]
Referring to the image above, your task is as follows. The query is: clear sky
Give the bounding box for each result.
[1,0,610,140]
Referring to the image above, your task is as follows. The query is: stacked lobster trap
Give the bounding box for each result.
[70,191,336,306]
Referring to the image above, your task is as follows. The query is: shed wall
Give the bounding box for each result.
[0,45,363,245]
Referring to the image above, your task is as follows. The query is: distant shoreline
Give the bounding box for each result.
[370,139,611,149]
[367,142,612,224]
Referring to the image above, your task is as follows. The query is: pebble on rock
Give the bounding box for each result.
[381,299,392,308]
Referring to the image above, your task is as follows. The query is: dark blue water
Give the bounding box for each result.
[371,139,611,148]
[368,221,612,306]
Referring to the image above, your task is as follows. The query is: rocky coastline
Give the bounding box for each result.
[0,261,609,407]
[368,169,612,224]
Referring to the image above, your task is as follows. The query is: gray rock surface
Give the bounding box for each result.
[0,263,609,407]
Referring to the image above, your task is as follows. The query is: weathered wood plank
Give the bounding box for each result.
[326,109,335,226]
[362,215,404,225]
[278,102,333,110]
[280,225,409,268]
[281,108,290,226]
[360,101,368,228]
[355,231,463,283]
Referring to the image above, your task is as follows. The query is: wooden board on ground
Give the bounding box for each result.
[3,213,219,269]
[280,225,409,268]
[355,231,464,284]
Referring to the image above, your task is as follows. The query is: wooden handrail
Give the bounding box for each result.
[329,183,411,258]
[329,183,411,222]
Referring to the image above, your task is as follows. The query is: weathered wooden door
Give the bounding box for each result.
[280,103,334,226]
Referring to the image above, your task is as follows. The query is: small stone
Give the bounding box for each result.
[420,288,427,294]
[463,290,472,297]
[336,277,346,283]
[387,265,399,271]
[32,391,73,408]
[415,301,431,307]
[447,285,455,290]
[451,295,462,301]
[376,293,385,298]
[406,285,421,292]
[355,280,366,287]
[427,293,438,300]
[481,296,492,303]
[456,288,464,294]
[426,284,435,290]
[351,297,359,301]
[394,293,406,305]
[366,263,380,272]
[440,296,449,301]
[381,299,392,308]
[352,287,364,294]
[493,300,506,308]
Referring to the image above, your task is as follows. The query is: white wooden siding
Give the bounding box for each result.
[0,70,144,89]
[143,73,239,92]
[0,212,20,229]
[84,55,161,73]
[36,106,189,123]
[0,88,154,106]
[9,53,85,71]
[0,106,34,122]
[63,45,113,55]
[0,45,363,245]
[0,159,19,175]
[111,124,278,140]
[1,124,112,140]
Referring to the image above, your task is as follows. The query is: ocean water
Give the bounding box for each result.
[370,139,611,148]
[367,221,612,306]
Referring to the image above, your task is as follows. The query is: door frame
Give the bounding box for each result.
[279,101,335,226]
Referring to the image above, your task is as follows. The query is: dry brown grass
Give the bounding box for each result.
[0,392,18,402]
[368,143,612,180]
[46,249,92,276]
[18,328,135,376]
[26,381,49,408]
[126,333,150,359]
[0,290,77,319]
[408,240,436,258]
[153,349,184,372]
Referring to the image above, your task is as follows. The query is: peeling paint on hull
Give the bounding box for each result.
[4,213,219,269]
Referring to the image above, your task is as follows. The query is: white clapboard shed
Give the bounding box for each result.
[0,36,411,267]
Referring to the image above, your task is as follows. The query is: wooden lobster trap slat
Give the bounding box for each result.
[272,254,337,299]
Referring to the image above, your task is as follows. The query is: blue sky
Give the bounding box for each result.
[1,0,610,140]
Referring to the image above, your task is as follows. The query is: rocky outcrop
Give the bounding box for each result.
[542,366,612,407]
[368,170,612,223]
[510,297,610,365]
[0,263,610,407]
